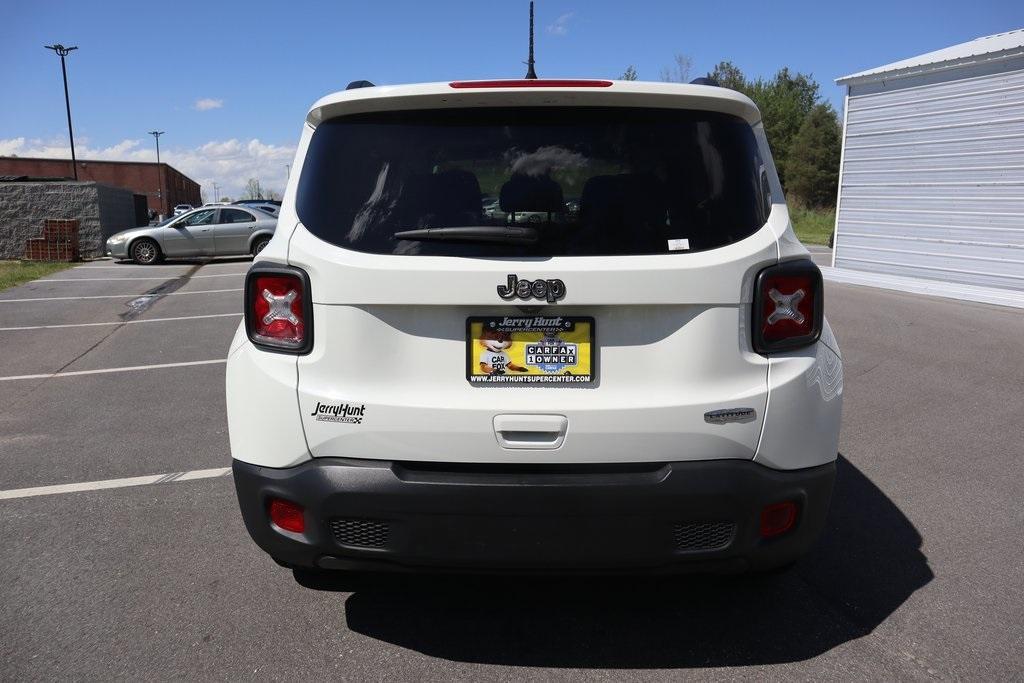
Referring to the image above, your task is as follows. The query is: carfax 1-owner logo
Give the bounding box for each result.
[468,316,593,384]
[526,333,577,373]
[310,401,366,423]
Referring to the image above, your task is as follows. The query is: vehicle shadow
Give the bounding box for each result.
[110,256,254,266]
[299,455,931,668]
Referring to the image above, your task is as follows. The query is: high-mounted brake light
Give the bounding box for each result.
[449,79,613,89]
[269,498,305,534]
[752,260,823,354]
[244,266,313,354]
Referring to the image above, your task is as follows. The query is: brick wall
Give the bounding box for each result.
[0,181,136,259]
[25,219,80,261]
[0,157,201,217]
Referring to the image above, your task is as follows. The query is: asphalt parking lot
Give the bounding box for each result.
[1,254,1022,680]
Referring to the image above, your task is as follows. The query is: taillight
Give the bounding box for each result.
[269,498,305,534]
[244,266,313,354]
[752,260,823,354]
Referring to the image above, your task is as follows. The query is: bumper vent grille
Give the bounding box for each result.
[672,521,736,552]
[329,519,390,549]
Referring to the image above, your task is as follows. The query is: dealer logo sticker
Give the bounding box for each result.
[310,401,365,424]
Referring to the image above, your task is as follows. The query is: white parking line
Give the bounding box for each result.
[0,358,226,382]
[33,273,242,281]
[76,263,250,270]
[0,312,241,332]
[0,288,242,303]
[0,467,231,501]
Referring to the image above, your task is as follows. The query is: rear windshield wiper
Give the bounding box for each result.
[393,226,539,245]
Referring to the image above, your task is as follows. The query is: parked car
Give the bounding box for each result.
[246,203,280,217]
[105,205,277,263]
[227,79,843,577]
[482,197,562,225]
[172,204,194,216]
[234,199,282,208]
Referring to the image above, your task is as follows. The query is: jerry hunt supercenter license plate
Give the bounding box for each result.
[467,316,594,385]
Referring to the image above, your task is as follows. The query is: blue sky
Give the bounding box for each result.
[2,0,1022,198]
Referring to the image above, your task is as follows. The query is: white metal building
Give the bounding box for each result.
[832,29,1024,307]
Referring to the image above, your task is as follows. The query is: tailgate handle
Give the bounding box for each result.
[493,414,568,450]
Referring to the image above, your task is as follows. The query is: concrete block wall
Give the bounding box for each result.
[0,181,136,259]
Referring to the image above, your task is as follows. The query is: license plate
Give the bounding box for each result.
[466,316,594,385]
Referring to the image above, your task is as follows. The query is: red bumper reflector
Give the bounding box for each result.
[449,79,613,89]
[269,498,305,533]
[760,501,798,538]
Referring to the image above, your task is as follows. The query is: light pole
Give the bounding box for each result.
[212,181,220,203]
[148,131,165,217]
[44,43,79,180]
[285,163,290,179]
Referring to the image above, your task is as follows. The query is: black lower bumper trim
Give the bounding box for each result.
[232,457,836,574]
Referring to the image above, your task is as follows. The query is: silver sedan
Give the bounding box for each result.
[106,206,277,264]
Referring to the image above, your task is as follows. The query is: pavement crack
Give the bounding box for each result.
[119,262,206,322]
[25,261,209,394]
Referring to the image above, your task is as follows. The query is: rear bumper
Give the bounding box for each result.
[233,457,835,574]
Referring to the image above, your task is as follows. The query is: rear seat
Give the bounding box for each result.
[574,174,668,255]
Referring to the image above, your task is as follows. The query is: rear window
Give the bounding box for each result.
[297,107,770,257]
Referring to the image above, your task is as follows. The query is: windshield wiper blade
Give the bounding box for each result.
[393,226,539,245]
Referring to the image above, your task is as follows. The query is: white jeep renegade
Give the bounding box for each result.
[226,78,843,575]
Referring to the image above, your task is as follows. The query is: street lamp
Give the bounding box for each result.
[44,43,79,180]
[148,131,165,217]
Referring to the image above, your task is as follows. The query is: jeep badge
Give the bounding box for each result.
[497,274,566,303]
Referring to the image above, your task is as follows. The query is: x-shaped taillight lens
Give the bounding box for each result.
[246,270,310,352]
[753,261,822,353]
[767,287,806,325]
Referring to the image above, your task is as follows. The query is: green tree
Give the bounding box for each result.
[746,68,820,187]
[705,62,824,190]
[620,65,639,81]
[786,104,842,208]
[708,60,745,90]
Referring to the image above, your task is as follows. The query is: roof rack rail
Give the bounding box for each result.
[689,77,720,87]
[345,80,375,90]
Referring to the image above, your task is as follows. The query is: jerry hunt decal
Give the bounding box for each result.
[310,401,366,423]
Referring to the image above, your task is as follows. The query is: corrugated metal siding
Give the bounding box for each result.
[834,58,1024,292]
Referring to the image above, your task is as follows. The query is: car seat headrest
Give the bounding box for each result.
[499,173,564,214]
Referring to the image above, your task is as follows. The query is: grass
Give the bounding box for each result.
[789,206,835,246]
[0,260,75,292]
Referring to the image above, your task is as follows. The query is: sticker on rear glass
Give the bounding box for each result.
[468,316,593,385]
[667,238,690,251]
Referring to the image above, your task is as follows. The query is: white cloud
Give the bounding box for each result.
[546,12,574,36]
[0,136,295,200]
[193,98,224,111]
[0,137,27,156]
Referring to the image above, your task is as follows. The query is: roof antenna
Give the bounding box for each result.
[524,1,538,79]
